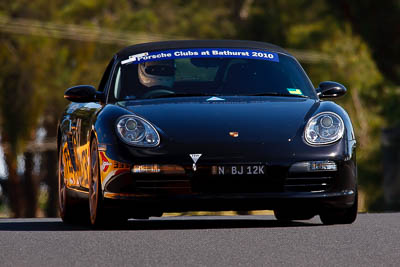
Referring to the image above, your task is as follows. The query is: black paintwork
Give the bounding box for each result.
[64,85,104,103]
[57,40,357,216]
[317,81,347,98]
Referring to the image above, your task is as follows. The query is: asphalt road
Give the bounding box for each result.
[0,213,399,266]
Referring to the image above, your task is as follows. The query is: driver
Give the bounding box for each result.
[138,59,176,88]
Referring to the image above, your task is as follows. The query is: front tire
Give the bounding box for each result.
[89,138,127,227]
[89,138,105,227]
[319,191,358,225]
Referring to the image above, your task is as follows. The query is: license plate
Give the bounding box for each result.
[211,165,266,175]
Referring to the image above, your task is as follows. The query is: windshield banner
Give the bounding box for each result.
[121,48,279,65]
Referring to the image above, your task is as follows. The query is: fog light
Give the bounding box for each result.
[310,161,337,171]
[289,161,337,172]
[132,164,160,173]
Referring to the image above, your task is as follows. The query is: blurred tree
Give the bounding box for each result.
[23,151,37,217]
[0,35,49,216]
[0,0,115,217]
[328,0,400,86]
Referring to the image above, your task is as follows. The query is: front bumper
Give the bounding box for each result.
[103,190,356,213]
[99,158,357,213]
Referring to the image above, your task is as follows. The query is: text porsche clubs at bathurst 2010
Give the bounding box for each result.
[58,40,357,227]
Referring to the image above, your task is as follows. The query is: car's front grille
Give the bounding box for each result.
[135,178,191,194]
[285,172,334,192]
[106,172,193,194]
[133,175,283,194]
[191,175,283,193]
[106,165,290,194]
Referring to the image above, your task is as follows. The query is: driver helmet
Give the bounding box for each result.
[138,60,175,88]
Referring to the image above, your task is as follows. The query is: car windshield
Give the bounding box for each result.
[111,48,316,100]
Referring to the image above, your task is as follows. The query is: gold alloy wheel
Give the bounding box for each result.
[89,138,101,226]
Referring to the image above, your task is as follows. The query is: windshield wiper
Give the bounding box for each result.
[147,93,219,99]
[249,92,309,98]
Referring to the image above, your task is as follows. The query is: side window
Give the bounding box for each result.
[97,58,115,92]
[113,66,122,99]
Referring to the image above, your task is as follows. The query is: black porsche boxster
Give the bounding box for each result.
[58,40,357,226]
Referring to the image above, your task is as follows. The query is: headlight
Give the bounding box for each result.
[304,112,344,145]
[116,115,160,147]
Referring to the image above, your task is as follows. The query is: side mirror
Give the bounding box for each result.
[64,85,104,103]
[316,81,347,99]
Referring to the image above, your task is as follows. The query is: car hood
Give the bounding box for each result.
[117,96,319,162]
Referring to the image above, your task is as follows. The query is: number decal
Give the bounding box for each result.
[251,52,275,59]
[214,165,265,175]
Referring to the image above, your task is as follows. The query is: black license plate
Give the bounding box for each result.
[211,165,266,175]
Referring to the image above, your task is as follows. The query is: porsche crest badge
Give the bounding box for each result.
[190,154,202,171]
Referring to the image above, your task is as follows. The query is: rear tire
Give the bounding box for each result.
[58,145,88,224]
[319,191,358,225]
